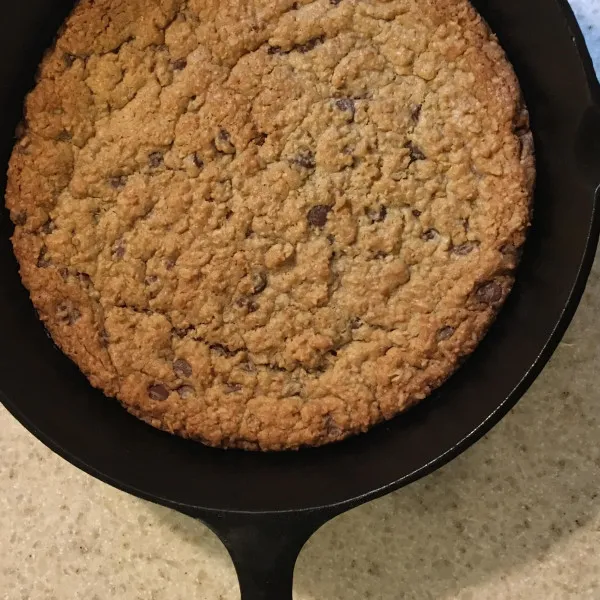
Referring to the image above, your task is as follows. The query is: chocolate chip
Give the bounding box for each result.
[330,0,342,5]
[327,234,335,244]
[350,317,362,330]
[307,205,331,227]
[173,325,194,338]
[296,35,325,53]
[176,385,195,399]
[148,152,164,168]
[406,141,426,163]
[57,303,81,326]
[77,272,92,285]
[192,153,204,169]
[412,209,422,218]
[254,133,268,146]
[13,212,27,226]
[173,358,193,378]
[236,295,259,312]
[113,240,126,259]
[252,272,268,294]
[335,98,355,116]
[56,130,72,142]
[476,281,503,304]
[210,343,236,357]
[109,175,127,189]
[514,124,529,140]
[41,220,56,234]
[291,1,300,8]
[452,241,479,256]
[292,149,316,169]
[422,229,438,241]
[225,209,234,220]
[411,104,422,123]
[368,205,387,223]
[324,414,342,437]
[37,247,51,268]
[165,257,176,270]
[267,45,284,55]
[172,58,187,70]
[148,384,170,401]
[437,326,455,341]
[215,129,236,154]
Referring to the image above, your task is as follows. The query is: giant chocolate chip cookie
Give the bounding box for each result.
[6,0,534,450]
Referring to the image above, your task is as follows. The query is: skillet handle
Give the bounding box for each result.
[198,511,330,600]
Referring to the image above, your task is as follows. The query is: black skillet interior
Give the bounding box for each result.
[1,1,599,598]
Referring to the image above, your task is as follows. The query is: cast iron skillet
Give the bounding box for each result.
[1,1,599,598]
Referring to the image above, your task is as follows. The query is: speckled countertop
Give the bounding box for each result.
[2,2,600,599]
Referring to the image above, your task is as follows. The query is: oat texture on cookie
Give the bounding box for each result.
[6,0,534,450]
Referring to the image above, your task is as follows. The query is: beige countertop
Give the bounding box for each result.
[2,3,600,599]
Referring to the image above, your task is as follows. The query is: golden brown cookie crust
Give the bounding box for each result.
[6,0,534,450]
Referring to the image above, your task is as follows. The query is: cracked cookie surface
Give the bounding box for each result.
[6,0,534,450]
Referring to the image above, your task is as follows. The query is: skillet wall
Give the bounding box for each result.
[0,0,599,514]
